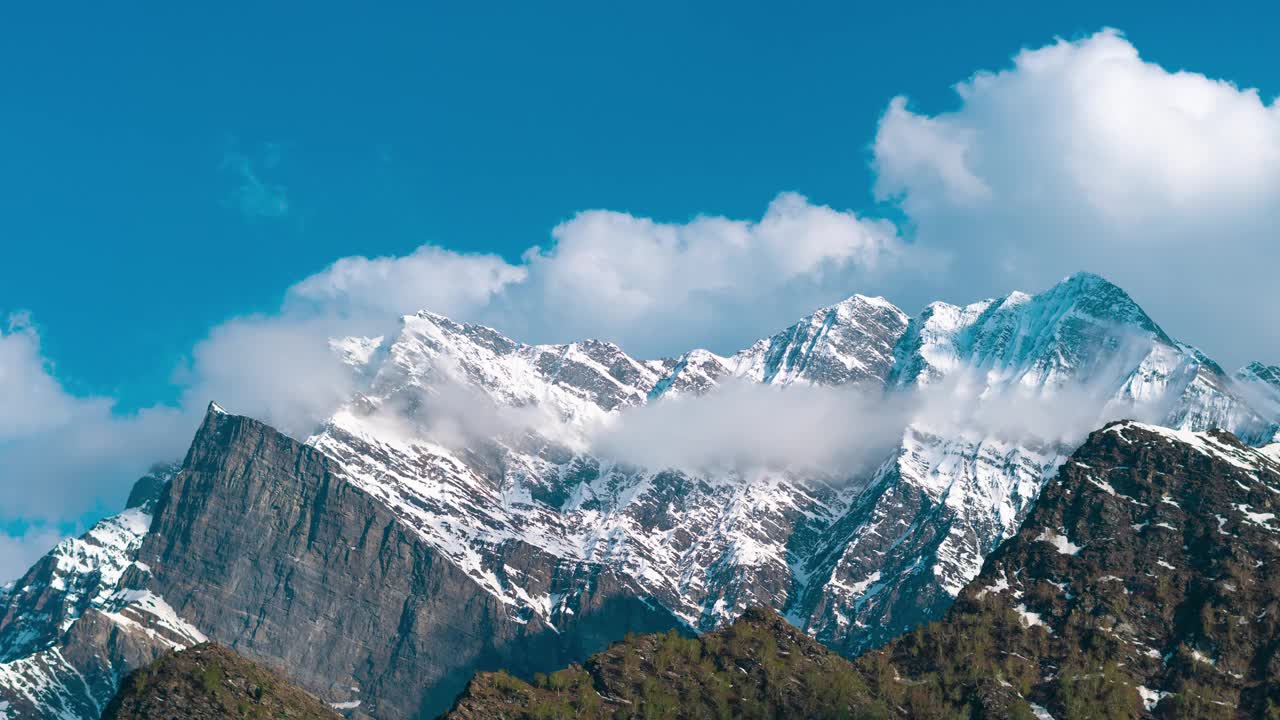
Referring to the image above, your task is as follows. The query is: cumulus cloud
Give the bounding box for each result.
[489,192,925,355]
[286,245,526,321]
[872,28,1280,368]
[0,316,191,564]
[177,246,527,438]
[173,192,920,440]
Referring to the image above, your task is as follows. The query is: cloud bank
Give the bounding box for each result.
[586,366,1169,479]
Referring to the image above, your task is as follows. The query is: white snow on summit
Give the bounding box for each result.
[306,273,1280,652]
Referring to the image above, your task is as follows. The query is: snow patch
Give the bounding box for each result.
[1037,529,1083,556]
[1137,686,1170,711]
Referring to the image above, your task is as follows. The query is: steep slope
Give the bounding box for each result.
[1238,361,1280,390]
[307,295,909,632]
[791,272,1276,653]
[447,421,1280,719]
[101,643,338,719]
[312,273,1277,654]
[0,467,206,720]
[1237,362,1280,440]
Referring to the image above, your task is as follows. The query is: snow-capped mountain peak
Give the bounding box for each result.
[726,293,909,388]
[5,271,1279,719]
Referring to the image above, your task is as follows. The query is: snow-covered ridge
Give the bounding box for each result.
[305,272,1279,651]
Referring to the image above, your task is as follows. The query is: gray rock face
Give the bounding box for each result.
[139,406,679,720]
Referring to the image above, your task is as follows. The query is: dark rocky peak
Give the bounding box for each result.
[1239,361,1280,389]
[124,463,179,511]
[908,420,1280,717]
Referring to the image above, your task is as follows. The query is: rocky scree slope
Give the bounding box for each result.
[101,643,338,720]
[447,421,1280,719]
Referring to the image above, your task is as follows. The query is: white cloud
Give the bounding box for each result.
[586,379,908,476]
[0,313,80,437]
[0,316,191,564]
[487,191,925,355]
[872,29,1280,368]
[177,246,527,438]
[585,367,1166,479]
[286,245,526,320]
[0,527,66,585]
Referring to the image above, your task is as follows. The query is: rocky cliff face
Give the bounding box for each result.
[138,405,679,720]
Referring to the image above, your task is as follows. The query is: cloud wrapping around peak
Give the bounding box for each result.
[872,28,1280,368]
[175,192,920,439]
[0,527,67,585]
[171,30,1280,446]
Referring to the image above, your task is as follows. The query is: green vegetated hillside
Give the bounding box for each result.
[101,643,340,720]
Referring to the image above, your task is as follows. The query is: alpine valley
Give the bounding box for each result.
[2,273,1278,719]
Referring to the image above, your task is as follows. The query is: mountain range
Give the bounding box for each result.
[1,272,1277,719]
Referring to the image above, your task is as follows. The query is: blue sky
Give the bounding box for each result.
[3,2,1280,576]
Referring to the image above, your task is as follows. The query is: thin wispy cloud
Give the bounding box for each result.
[221,142,290,220]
